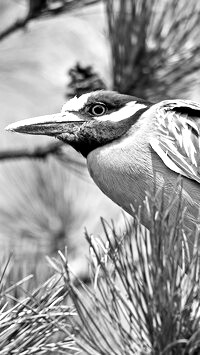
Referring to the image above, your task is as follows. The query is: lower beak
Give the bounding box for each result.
[5,112,84,136]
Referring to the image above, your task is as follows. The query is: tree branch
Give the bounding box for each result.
[0,0,100,42]
[0,17,30,41]
[0,141,64,161]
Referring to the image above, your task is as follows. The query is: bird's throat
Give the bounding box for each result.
[57,120,126,157]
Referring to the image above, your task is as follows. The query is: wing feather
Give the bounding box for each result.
[150,100,200,184]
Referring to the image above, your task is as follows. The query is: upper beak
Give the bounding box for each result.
[5,112,83,136]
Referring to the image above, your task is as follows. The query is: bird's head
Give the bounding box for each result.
[6,91,152,157]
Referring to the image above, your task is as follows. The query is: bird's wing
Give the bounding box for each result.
[150,100,200,184]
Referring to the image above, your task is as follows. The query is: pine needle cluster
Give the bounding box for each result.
[106,0,200,101]
[1,188,200,354]
[66,63,106,99]
[53,189,200,355]
[0,260,78,355]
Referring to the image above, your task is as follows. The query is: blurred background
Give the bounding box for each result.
[1,0,200,289]
[0,0,123,288]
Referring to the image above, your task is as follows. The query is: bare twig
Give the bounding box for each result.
[0,141,86,178]
[0,17,30,41]
[0,0,100,42]
[0,141,63,161]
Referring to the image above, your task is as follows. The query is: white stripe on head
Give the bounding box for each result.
[61,93,91,112]
[96,101,147,122]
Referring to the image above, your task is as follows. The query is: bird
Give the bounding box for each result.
[5,90,200,237]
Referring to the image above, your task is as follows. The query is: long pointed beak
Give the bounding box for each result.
[5,112,83,136]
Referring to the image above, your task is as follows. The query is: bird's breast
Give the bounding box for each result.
[87,130,156,225]
[87,127,200,234]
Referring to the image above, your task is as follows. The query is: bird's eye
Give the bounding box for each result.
[89,103,107,116]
